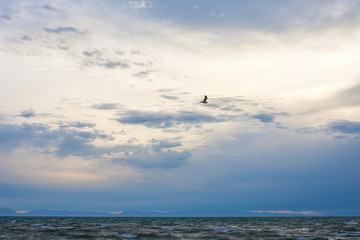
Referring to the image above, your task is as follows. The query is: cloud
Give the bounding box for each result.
[327,120,360,134]
[115,110,224,129]
[129,0,152,9]
[305,82,360,114]
[0,122,107,155]
[113,139,190,168]
[92,103,120,110]
[104,61,130,69]
[0,15,11,21]
[0,123,51,152]
[150,139,182,152]
[250,112,288,123]
[44,26,82,34]
[210,12,226,18]
[160,95,179,101]
[200,97,251,112]
[20,109,36,118]
[81,49,130,69]
[251,112,276,123]
[43,4,57,11]
[334,82,360,107]
[21,35,32,41]
[59,121,96,129]
[0,121,190,169]
[132,69,153,78]
[82,49,99,57]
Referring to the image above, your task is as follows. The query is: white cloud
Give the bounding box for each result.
[128,0,152,9]
[210,12,226,18]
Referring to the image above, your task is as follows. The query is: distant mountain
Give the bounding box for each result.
[25,209,119,217]
[0,207,18,216]
[0,207,184,217]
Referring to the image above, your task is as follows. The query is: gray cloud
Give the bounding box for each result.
[201,97,252,112]
[104,61,130,69]
[0,122,191,169]
[251,112,288,123]
[0,15,11,21]
[0,123,52,152]
[251,112,276,123]
[0,122,107,155]
[58,121,96,129]
[43,4,57,11]
[44,26,82,34]
[92,103,120,110]
[21,35,32,41]
[327,120,360,134]
[160,95,179,101]
[116,110,223,129]
[133,61,153,67]
[54,134,107,158]
[82,50,102,57]
[132,69,153,78]
[150,139,182,152]
[20,109,36,118]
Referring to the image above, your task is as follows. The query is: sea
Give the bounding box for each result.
[1,216,360,239]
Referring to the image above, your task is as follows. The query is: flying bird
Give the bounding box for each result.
[201,95,208,104]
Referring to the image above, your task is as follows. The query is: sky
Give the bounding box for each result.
[0,0,360,216]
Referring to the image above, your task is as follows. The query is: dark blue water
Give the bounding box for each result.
[1,216,359,239]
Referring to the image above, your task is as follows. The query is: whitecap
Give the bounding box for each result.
[41,226,73,230]
[335,232,360,237]
[160,226,173,230]
[116,233,137,239]
[209,226,232,232]
[58,226,74,230]
[41,226,58,230]
[99,224,114,228]
[313,223,323,226]
[343,221,359,225]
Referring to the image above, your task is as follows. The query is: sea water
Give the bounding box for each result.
[1,216,360,239]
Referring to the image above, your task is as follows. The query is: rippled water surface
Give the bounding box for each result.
[1,216,360,239]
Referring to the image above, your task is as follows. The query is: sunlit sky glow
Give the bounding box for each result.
[1,0,360,216]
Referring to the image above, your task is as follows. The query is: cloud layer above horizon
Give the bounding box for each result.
[1,0,360,216]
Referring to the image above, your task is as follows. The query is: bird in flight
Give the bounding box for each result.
[201,95,208,104]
